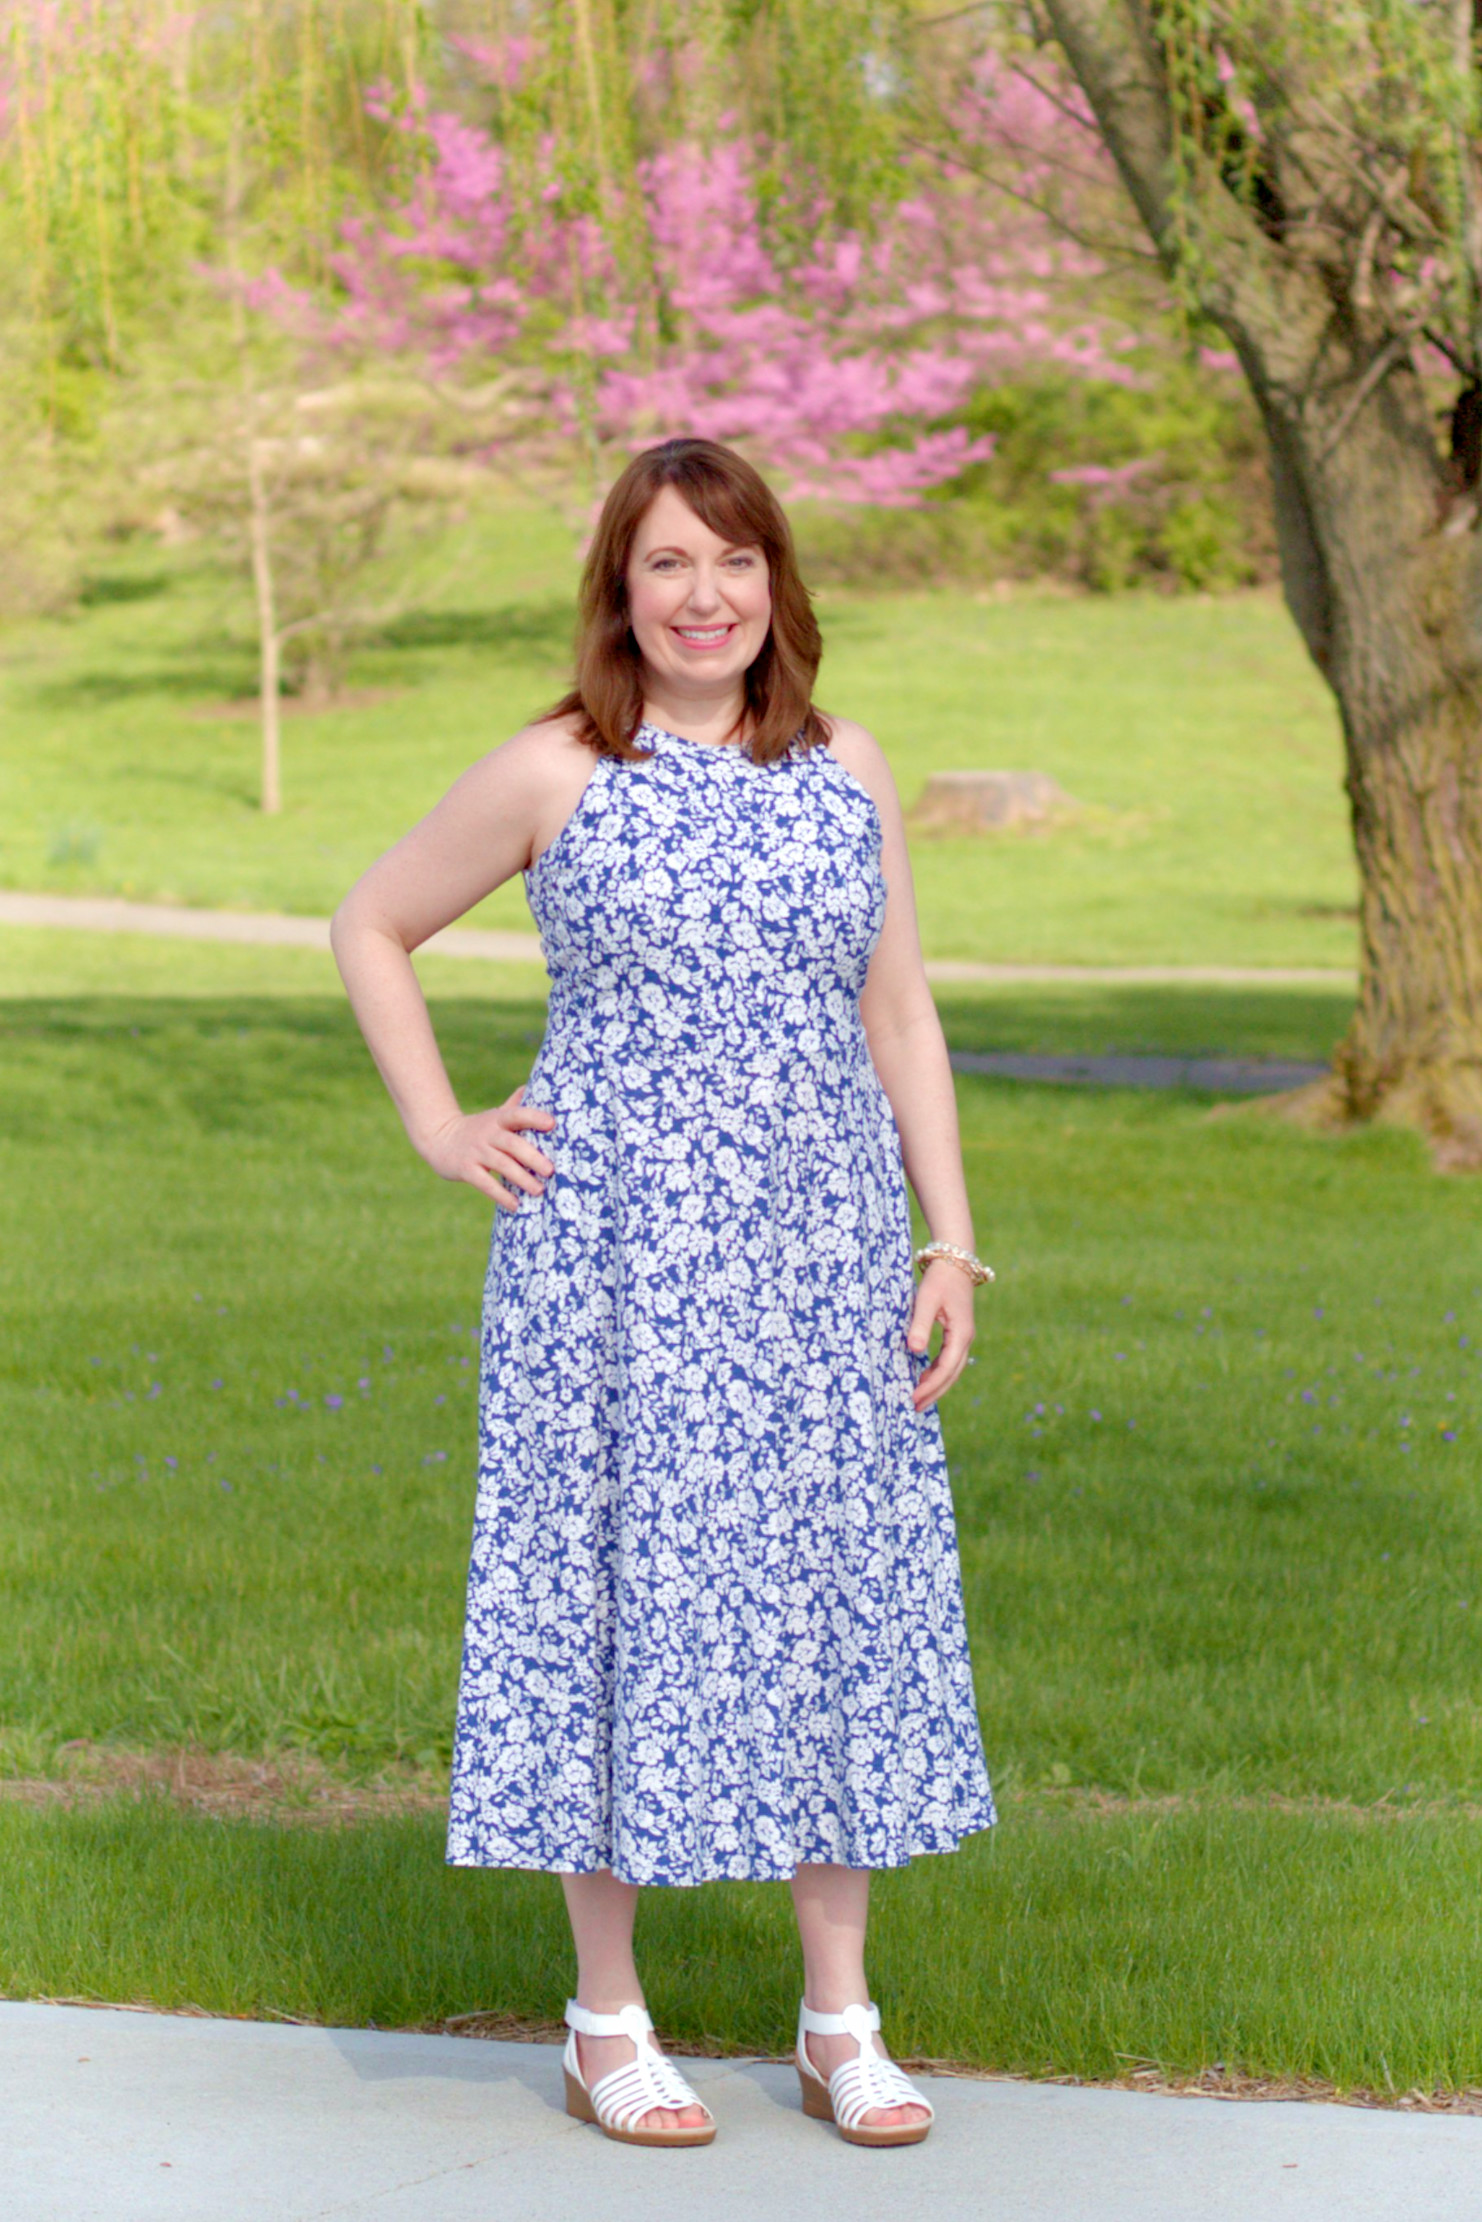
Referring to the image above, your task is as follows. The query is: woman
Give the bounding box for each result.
[331,436,996,2152]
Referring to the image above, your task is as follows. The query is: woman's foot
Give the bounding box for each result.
[802,2025,931,2134]
[574,2024,711,2135]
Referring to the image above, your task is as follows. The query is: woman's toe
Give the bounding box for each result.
[641,2103,709,2131]
[864,2101,930,2129]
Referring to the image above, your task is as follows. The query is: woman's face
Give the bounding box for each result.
[625,485,772,700]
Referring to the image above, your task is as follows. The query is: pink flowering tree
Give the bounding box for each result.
[265,65,1148,518]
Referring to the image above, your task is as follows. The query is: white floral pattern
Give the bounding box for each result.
[446,721,996,1886]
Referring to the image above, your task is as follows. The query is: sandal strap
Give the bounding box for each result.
[797,1999,880,2042]
[563,1998,653,2042]
[829,2050,934,2130]
[562,1999,711,2132]
[587,2051,708,2132]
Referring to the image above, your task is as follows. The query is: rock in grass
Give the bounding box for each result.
[910,769,1077,833]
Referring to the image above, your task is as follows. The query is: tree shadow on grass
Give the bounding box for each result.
[1,986,1356,1098]
[28,663,258,710]
[0,996,551,1143]
[935,983,1354,1066]
[376,599,574,661]
[77,571,174,607]
[26,599,574,715]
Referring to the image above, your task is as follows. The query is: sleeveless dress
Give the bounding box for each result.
[445,721,996,1887]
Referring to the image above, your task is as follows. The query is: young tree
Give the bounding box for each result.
[1007,3,1482,1166]
[0,0,432,811]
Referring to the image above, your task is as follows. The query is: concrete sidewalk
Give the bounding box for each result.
[5,2003,1480,2222]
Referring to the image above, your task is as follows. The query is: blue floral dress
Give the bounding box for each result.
[446,721,996,1887]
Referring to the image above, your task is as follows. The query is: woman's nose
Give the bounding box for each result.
[684,569,723,614]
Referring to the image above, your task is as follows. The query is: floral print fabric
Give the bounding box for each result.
[446,722,996,1886]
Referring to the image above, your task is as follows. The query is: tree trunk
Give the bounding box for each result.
[1259,380,1482,1166]
[1035,0,1482,1166]
[246,434,282,816]
[1337,677,1482,1168]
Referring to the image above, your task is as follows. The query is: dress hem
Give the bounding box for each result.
[443,1806,998,1889]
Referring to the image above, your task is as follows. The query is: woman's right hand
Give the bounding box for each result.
[416,1083,556,1211]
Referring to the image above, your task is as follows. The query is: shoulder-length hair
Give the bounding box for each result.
[545,437,830,766]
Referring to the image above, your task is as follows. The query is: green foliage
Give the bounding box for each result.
[802,356,1272,593]
[1148,0,1478,324]
[489,0,917,234]
[0,2,428,413]
[967,356,1270,591]
[0,1,436,622]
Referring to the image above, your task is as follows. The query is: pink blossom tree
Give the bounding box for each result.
[269,64,1149,517]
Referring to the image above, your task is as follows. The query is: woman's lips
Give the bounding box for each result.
[671,623,737,651]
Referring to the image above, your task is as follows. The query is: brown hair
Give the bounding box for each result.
[545,436,830,766]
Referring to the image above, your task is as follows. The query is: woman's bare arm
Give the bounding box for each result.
[329,719,593,1209]
[826,717,981,1408]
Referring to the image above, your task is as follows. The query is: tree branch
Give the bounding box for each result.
[1035,0,1182,258]
[999,56,1104,142]
[1038,0,1336,393]
[900,134,1161,268]
[1311,328,1418,463]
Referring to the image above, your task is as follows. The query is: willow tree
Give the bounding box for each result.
[0,0,429,807]
[1004,1,1482,1166]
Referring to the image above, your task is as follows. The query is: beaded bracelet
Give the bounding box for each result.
[913,1240,995,1288]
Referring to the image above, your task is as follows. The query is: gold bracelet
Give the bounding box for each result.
[913,1240,995,1288]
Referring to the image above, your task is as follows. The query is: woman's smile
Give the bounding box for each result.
[671,622,738,650]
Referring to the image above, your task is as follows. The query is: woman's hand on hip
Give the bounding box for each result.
[906,1259,977,1410]
[417,1083,555,1211]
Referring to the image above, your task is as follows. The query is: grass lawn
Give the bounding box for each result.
[0,508,1358,967]
[3,932,1480,2091]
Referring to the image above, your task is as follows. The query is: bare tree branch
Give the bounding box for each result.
[999,56,1104,141]
[1311,328,1420,463]
[900,133,1162,268]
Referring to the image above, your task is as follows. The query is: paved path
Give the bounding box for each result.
[5,2003,1478,2222]
[0,891,545,968]
[0,891,1355,991]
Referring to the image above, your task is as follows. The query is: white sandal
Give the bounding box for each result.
[795,1999,935,2147]
[562,1999,716,2147]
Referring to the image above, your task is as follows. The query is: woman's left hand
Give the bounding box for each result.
[906,1259,978,1411]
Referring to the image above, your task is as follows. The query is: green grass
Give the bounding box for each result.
[0,511,1358,966]
[7,1797,1482,2091]
[4,935,1481,2085]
